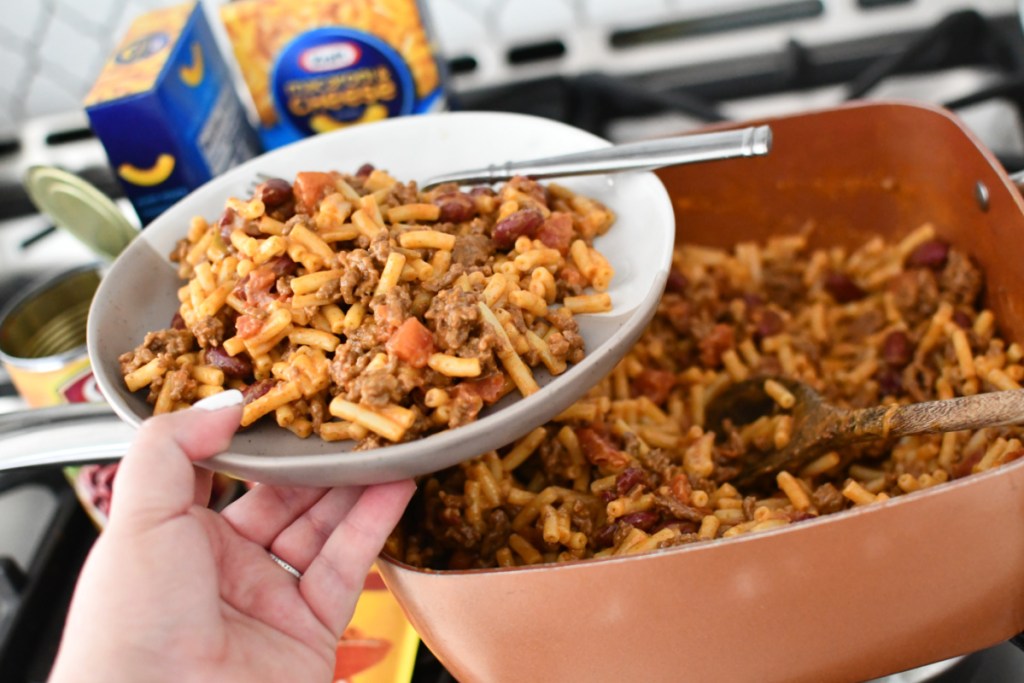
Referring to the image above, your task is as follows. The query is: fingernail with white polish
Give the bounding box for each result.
[193,389,244,412]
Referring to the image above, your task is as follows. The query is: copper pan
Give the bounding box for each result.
[378,101,1024,683]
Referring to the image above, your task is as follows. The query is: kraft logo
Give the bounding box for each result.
[116,32,170,64]
[61,371,104,404]
[299,42,361,72]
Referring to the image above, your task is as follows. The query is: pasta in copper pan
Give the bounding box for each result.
[387,225,1024,570]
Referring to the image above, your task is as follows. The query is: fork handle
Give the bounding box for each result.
[843,389,1024,441]
[421,125,771,188]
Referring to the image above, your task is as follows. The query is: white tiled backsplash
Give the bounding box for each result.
[2,0,1020,139]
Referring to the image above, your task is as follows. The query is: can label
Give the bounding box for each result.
[0,266,113,528]
[5,356,102,408]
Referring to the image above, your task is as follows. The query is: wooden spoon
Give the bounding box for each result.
[704,376,1024,487]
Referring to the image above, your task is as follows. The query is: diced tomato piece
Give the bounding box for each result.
[536,212,574,253]
[386,318,434,368]
[293,172,335,214]
[243,267,277,305]
[235,314,264,339]
[461,373,506,404]
[632,369,676,404]
[576,427,630,469]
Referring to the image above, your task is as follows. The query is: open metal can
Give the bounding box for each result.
[0,264,118,523]
[0,265,104,408]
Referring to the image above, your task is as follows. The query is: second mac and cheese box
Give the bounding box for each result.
[85,2,260,224]
[220,0,448,150]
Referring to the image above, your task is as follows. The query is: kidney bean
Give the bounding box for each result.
[435,192,477,223]
[665,268,688,293]
[242,379,275,404]
[492,208,544,249]
[876,367,903,396]
[218,205,260,240]
[264,255,297,277]
[652,520,698,536]
[952,449,984,479]
[906,239,949,270]
[742,293,765,309]
[616,467,647,496]
[824,271,866,303]
[253,178,293,208]
[217,206,240,241]
[355,163,375,178]
[669,473,692,505]
[754,308,784,339]
[593,523,617,546]
[789,511,817,523]
[618,511,659,532]
[170,311,186,330]
[206,345,253,379]
[952,310,972,329]
[882,330,913,368]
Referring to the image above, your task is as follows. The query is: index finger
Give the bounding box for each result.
[108,391,243,533]
[300,479,415,638]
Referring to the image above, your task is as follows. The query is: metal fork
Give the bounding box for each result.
[419,124,772,189]
[246,125,771,195]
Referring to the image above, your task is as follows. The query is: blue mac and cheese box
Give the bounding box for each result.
[221,0,448,150]
[85,2,260,225]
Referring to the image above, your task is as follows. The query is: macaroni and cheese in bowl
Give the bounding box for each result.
[376,103,1024,683]
[86,112,674,486]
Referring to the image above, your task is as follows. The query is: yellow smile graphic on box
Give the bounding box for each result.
[178,42,204,86]
[118,153,176,186]
[309,104,387,133]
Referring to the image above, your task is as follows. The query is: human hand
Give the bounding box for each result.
[49,390,415,683]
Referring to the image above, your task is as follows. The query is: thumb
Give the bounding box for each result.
[108,390,243,531]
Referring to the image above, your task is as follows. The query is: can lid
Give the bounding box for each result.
[24,166,139,260]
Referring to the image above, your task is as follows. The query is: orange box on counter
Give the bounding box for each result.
[220,0,448,149]
[334,565,419,683]
[84,2,260,224]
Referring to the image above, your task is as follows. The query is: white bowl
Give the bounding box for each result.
[87,111,675,485]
